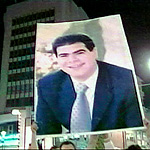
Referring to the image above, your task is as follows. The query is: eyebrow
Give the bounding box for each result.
[73,49,86,54]
[58,49,86,57]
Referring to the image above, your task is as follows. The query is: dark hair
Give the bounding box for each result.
[126,144,142,149]
[50,145,58,150]
[52,34,95,56]
[60,141,76,150]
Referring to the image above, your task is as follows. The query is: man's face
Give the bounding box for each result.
[56,42,97,81]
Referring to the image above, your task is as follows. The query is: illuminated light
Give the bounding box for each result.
[12,109,21,115]
[148,58,150,70]
[0,134,20,147]
[0,140,19,146]
[3,134,19,140]
[1,131,6,137]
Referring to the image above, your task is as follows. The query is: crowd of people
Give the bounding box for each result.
[28,119,150,149]
[28,121,76,149]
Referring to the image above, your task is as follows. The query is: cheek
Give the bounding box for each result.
[58,62,69,70]
[57,60,65,67]
[82,55,94,62]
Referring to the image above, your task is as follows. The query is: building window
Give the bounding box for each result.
[12,9,54,27]
[6,97,33,107]
[7,125,13,134]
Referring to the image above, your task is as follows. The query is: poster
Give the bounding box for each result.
[34,15,144,136]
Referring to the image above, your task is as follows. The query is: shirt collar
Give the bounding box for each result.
[71,64,99,91]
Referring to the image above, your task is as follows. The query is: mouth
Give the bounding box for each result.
[68,63,85,69]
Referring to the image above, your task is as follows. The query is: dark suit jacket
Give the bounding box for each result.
[36,61,143,135]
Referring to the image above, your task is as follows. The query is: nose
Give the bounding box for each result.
[68,54,78,63]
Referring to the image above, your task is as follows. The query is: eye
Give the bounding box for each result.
[58,54,69,57]
[77,51,84,54]
[75,50,86,55]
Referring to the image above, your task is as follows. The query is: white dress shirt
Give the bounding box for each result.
[71,65,99,119]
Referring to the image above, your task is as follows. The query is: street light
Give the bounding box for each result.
[1,131,6,149]
[12,109,21,148]
[12,109,21,133]
[1,131,6,137]
[12,109,21,115]
[11,109,21,133]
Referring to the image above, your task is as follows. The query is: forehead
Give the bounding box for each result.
[61,144,75,149]
[57,42,88,54]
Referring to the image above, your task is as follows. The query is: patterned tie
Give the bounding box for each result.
[70,83,91,133]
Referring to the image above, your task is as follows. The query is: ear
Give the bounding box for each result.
[93,47,98,60]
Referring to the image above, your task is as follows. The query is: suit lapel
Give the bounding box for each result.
[58,73,76,129]
[92,62,113,130]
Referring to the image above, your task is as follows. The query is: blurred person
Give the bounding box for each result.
[87,134,118,149]
[126,144,142,149]
[60,141,76,150]
[87,134,105,149]
[50,145,59,150]
[29,122,59,150]
[28,122,38,149]
[143,118,150,138]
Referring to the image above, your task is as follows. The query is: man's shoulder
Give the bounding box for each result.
[38,70,68,86]
[97,61,134,84]
[97,61,132,75]
[40,70,66,79]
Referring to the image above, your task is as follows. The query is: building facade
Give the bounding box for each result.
[0,0,88,112]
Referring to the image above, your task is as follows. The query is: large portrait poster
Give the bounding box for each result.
[34,15,145,136]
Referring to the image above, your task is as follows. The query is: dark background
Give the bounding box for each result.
[0,0,150,107]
